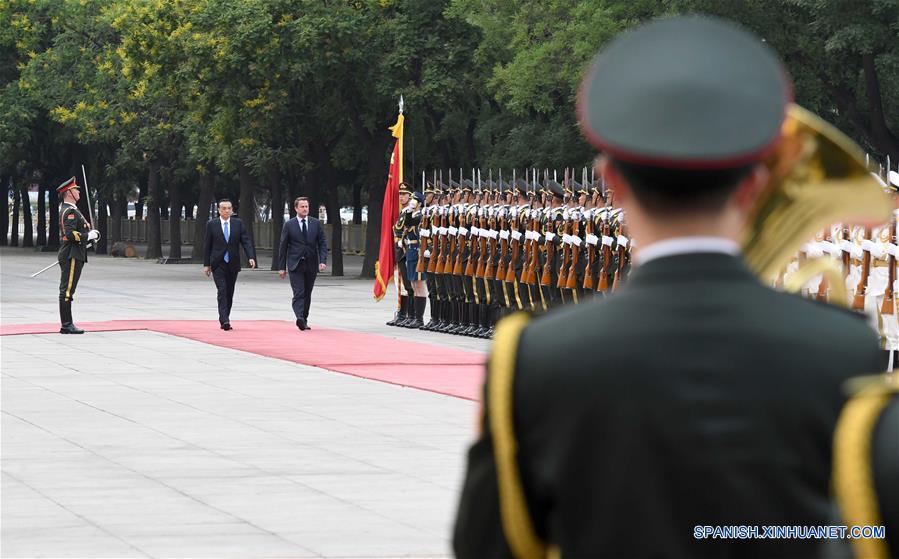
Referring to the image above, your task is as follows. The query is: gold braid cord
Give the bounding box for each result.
[833,375,898,559]
[488,312,549,559]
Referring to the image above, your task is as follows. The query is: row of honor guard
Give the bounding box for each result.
[386,169,631,338]
[785,171,899,369]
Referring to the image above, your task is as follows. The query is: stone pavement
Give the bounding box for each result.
[1,247,490,558]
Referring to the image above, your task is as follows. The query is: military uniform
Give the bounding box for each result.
[56,177,95,334]
[833,375,899,559]
[454,16,884,559]
[386,183,415,327]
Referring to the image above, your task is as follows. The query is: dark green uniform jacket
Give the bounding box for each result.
[454,252,882,559]
[58,203,89,262]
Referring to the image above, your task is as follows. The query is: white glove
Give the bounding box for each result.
[419,229,430,238]
[500,230,510,240]
[409,198,419,210]
[490,230,498,240]
[821,241,841,258]
[87,229,100,242]
[431,225,438,235]
[602,235,614,247]
[617,235,629,248]
[562,234,573,245]
[458,227,469,236]
[861,239,876,252]
[511,231,522,241]
[545,232,556,242]
[886,243,899,257]
[805,243,824,259]
[571,235,582,247]
[448,226,458,235]
[423,250,431,258]
[586,234,599,246]
[471,226,481,236]
[439,227,448,235]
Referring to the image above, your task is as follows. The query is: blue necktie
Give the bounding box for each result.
[223,221,230,263]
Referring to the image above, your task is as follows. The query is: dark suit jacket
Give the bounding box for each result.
[203,217,256,271]
[454,252,882,559]
[278,216,328,272]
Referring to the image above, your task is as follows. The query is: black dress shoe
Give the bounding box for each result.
[221,323,232,331]
[296,318,307,331]
[59,323,84,334]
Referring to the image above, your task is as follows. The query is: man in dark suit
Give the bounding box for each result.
[203,198,256,330]
[454,16,884,559]
[279,196,328,331]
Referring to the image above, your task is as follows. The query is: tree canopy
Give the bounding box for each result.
[2,0,896,272]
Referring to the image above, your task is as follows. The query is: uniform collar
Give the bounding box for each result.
[633,236,740,267]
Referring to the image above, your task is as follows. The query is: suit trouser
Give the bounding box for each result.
[289,263,317,320]
[212,265,238,324]
[58,257,85,302]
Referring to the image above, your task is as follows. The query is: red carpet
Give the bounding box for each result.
[0,320,486,401]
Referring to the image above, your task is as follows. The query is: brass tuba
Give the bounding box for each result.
[742,104,892,295]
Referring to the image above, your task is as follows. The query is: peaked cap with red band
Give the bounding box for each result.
[577,15,792,170]
[57,176,79,194]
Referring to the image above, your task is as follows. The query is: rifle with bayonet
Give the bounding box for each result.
[882,216,896,315]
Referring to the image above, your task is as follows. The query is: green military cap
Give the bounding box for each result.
[497,180,511,195]
[57,176,79,194]
[573,179,589,196]
[449,179,461,193]
[483,179,496,193]
[399,181,413,194]
[461,179,474,193]
[577,15,790,170]
[513,178,527,194]
[544,180,565,200]
[423,180,435,194]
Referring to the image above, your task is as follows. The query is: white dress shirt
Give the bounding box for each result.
[220,218,231,236]
[632,236,741,267]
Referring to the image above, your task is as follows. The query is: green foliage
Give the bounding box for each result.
[1,0,895,214]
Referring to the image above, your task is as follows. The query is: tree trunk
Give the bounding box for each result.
[10,180,20,247]
[168,180,182,259]
[135,174,147,220]
[0,175,8,246]
[237,163,255,267]
[862,53,899,164]
[352,183,362,224]
[145,161,163,259]
[361,135,390,277]
[36,182,46,246]
[287,169,302,219]
[192,170,214,263]
[96,192,108,254]
[268,163,284,270]
[47,178,59,248]
[20,183,33,247]
[326,180,343,276]
[110,190,125,243]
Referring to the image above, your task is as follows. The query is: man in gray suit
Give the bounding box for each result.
[279,197,328,331]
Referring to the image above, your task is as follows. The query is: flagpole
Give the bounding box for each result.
[398,95,404,184]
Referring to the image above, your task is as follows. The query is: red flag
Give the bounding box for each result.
[374,135,402,301]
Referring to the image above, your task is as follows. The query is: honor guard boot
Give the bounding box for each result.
[399,295,416,327]
[386,310,404,326]
[391,296,411,327]
[407,297,426,329]
[59,301,84,334]
[461,302,478,336]
[452,301,467,335]
[422,297,438,330]
[447,300,463,334]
